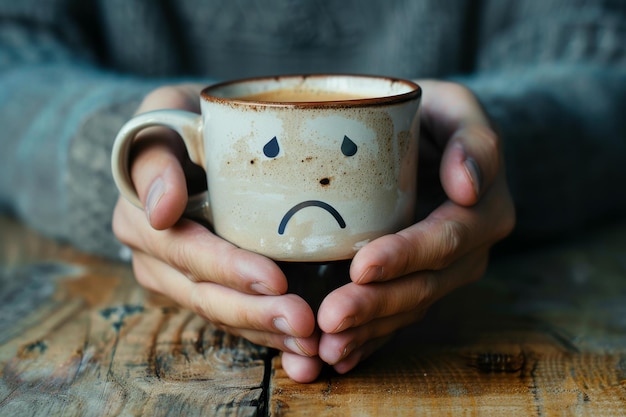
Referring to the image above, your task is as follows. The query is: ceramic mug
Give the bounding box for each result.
[111,74,421,261]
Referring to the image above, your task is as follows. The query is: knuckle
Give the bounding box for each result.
[431,220,467,269]
[163,225,244,288]
[370,292,391,320]
[373,276,436,320]
[410,275,438,307]
[214,247,241,283]
[233,307,258,329]
[428,220,470,270]
[386,233,416,277]
[165,236,198,281]
[394,220,466,274]
[188,289,218,324]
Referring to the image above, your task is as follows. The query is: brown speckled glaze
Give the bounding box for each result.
[113,74,421,261]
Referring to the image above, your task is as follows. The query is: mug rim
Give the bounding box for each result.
[201,73,421,108]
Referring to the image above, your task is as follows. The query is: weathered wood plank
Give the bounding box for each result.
[0,216,269,417]
[269,221,626,416]
[3,215,626,416]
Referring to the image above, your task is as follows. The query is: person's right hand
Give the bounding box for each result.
[112,85,324,382]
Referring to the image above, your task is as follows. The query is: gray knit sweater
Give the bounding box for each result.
[1,0,625,259]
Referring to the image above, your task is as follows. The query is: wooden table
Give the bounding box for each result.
[1,215,625,416]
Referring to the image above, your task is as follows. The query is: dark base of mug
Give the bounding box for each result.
[277,260,352,313]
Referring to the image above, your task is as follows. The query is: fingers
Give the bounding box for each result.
[189,285,315,339]
[280,353,325,383]
[113,201,288,295]
[307,81,517,378]
[319,310,423,366]
[211,322,320,360]
[331,335,394,375]
[317,250,489,373]
[321,249,488,334]
[130,250,317,339]
[114,196,320,365]
[317,276,433,334]
[350,191,511,284]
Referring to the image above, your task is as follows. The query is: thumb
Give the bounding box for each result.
[129,84,205,229]
[130,131,189,230]
[439,124,500,207]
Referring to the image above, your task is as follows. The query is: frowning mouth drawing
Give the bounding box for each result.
[278,200,346,235]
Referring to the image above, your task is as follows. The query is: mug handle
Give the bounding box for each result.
[111,109,207,216]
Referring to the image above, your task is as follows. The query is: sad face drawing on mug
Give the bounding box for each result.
[214,110,404,255]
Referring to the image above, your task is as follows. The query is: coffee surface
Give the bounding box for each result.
[236,88,369,102]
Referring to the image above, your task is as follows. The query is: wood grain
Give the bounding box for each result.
[2,215,626,416]
[0,216,269,417]
[269,223,626,416]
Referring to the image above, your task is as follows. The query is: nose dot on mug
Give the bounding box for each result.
[320,178,331,186]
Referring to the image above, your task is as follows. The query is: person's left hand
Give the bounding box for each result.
[284,81,515,375]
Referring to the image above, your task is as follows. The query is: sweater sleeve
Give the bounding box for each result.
[457,1,626,242]
[0,18,161,260]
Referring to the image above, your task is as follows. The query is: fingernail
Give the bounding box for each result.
[464,156,482,196]
[274,317,297,336]
[284,337,312,356]
[145,177,165,222]
[339,343,356,362]
[342,343,355,360]
[332,316,356,333]
[327,342,355,365]
[250,282,279,296]
[357,265,383,284]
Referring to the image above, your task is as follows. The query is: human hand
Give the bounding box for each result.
[112,85,324,383]
[311,80,516,374]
